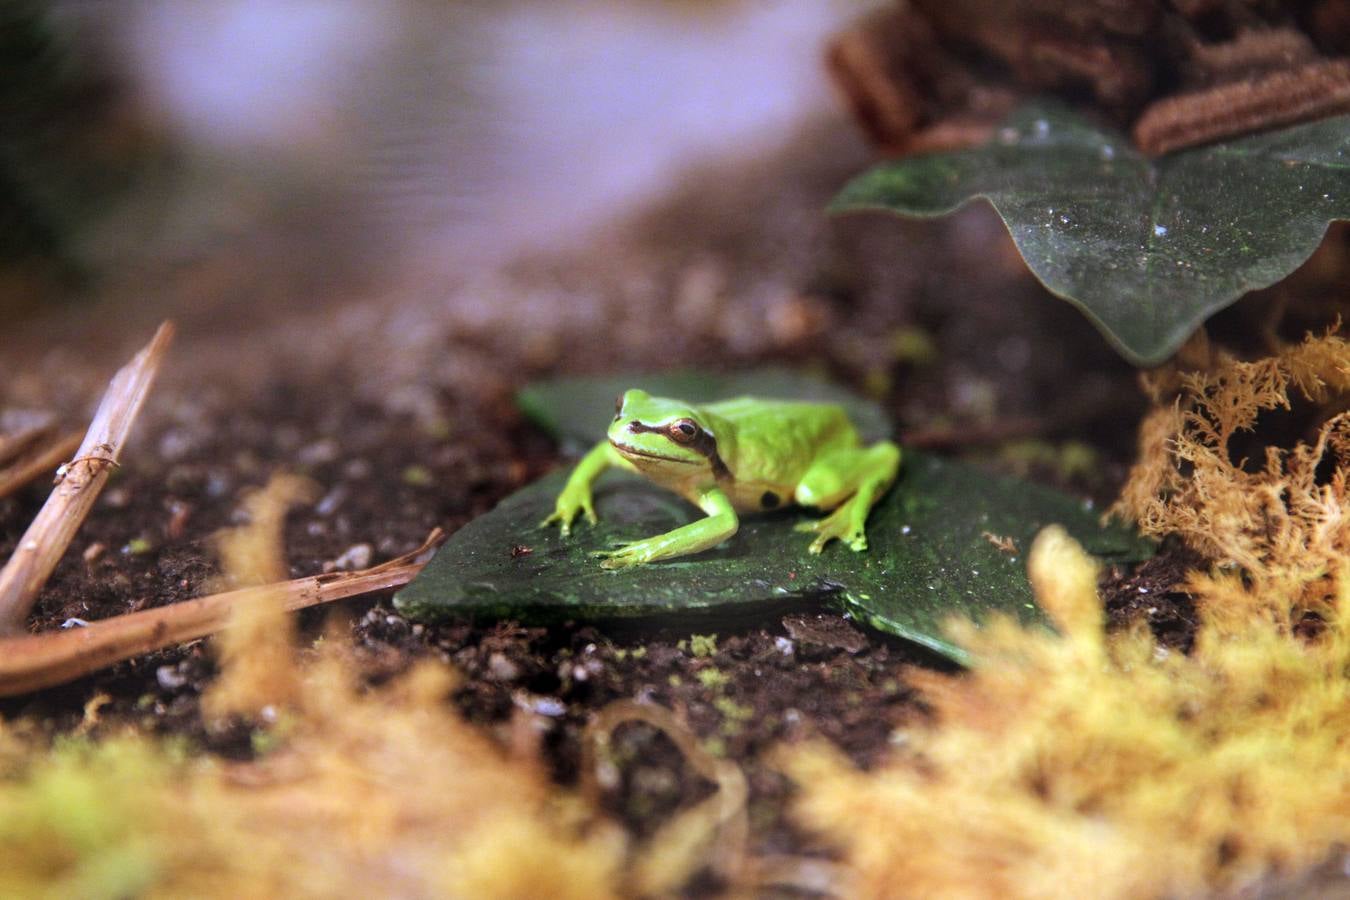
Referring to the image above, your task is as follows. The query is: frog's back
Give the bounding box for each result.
[705,397,858,496]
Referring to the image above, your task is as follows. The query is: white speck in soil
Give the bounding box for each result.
[156,664,188,690]
[326,542,373,572]
[487,652,520,682]
[315,485,348,516]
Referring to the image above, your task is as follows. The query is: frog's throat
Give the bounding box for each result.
[615,422,733,482]
[609,439,697,466]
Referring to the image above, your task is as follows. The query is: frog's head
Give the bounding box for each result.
[607,389,730,481]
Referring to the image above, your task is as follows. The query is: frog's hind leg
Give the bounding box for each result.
[793,442,900,553]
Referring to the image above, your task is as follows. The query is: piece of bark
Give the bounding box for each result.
[1134,58,1350,155]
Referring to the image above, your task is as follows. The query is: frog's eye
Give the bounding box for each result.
[668,419,699,444]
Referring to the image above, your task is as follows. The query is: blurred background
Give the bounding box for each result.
[2,0,860,326]
[5,0,1132,464]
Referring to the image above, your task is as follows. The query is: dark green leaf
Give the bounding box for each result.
[833,103,1350,365]
[396,456,1149,663]
[397,373,1151,663]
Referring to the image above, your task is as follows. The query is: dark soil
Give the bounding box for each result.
[2,114,1200,871]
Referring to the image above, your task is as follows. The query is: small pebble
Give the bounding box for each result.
[315,485,348,517]
[205,470,232,498]
[298,438,340,465]
[324,543,373,573]
[487,652,520,681]
[529,696,567,717]
[156,664,188,690]
[158,429,194,461]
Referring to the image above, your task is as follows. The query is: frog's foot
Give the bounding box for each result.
[593,540,657,570]
[540,496,597,537]
[593,498,739,570]
[794,504,868,554]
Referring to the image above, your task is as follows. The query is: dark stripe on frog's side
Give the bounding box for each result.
[627,421,733,482]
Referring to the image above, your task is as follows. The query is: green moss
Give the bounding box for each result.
[689,634,718,658]
[401,465,433,487]
[695,668,729,690]
[0,739,172,899]
[713,697,753,724]
[889,326,939,367]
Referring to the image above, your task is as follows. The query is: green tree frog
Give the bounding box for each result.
[543,389,901,569]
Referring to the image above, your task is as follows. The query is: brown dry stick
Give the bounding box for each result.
[0,322,174,634]
[0,528,443,697]
[0,412,55,467]
[0,431,83,500]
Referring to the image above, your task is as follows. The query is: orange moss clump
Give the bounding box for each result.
[1114,330,1350,627]
[780,527,1350,899]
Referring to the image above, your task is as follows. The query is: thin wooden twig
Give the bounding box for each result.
[0,528,444,697]
[0,322,175,635]
[0,412,55,468]
[0,431,83,500]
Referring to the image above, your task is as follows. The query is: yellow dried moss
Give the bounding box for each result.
[0,470,625,898]
[0,645,624,899]
[1115,330,1350,626]
[780,527,1350,899]
[201,474,318,722]
[781,338,1350,897]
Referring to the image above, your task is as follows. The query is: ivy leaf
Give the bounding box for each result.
[833,103,1350,366]
[396,372,1151,663]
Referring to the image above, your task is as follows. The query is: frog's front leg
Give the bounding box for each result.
[542,441,632,536]
[793,442,901,553]
[595,487,737,570]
